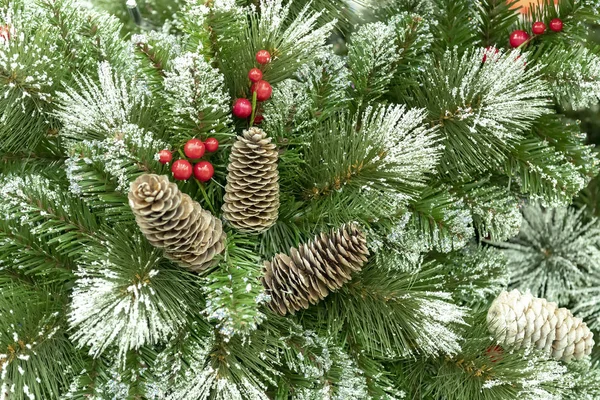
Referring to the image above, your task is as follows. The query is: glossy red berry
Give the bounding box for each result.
[255,50,271,65]
[184,138,205,159]
[549,18,563,32]
[532,21,546,35]
[248,68,263,83]
[204,137,219,153]
[158,149,172,164]
[251,80,273,102]
[193,161,214,182]
[233,98,252,118]
[253,114,264,124]
[171,159,193,181]
[509,30,530,48]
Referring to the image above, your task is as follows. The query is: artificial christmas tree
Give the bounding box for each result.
[1,0,600,398]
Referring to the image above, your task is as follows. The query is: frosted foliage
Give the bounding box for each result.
[362,104,443,197]
[65,124,167,195]
[549,48,600,110]
[292,348,369,400]
[262,79,314,134]
[163,52,231,130]
[348,20,399,95]
[56,62,149,141]
[69,237,182,364]
[0,174,61,227]
[258,0,335,60]
[501,204,600,305]
[413,292,467,356]
[572,287,600,331]
[296,51,351,108]
[448,48,549,140]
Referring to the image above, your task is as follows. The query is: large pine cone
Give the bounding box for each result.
[129,174,226,273]
[222,127,279,233]
[487,289,594,362]
[261,223,369,315]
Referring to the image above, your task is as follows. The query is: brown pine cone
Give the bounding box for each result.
[129,174,226,273]
[261,223,369,315]
[222,127,279,233]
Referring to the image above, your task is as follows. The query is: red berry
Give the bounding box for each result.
[171,159,193,181]
[204,137,219,153]
[158,149,172,164]
[509,30,530,48]
[482,46,499,63]
[248,68,263,83]
[0,25,10,41]
[255,50,271,65]
[251,80,273,102]
[233,98,252,118]
[253,114,264,124]
[532,21,546,35]
[193,161,214,182]
[184,138,205,159]
[549,18,563,32]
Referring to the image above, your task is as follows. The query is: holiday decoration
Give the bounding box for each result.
[248,68,263,83]
[171,159,193,180]
[128,174,226,272]
[261,223,369,315]
[158,149,172,164]
[222,127,279,233]
[487,289,594,362]
[255,49,271,65]
[183,138,205,159]
[204,137,219,153]
[193,161,214,182]
[253,114,264,124]
[532,21,546,35]
[251,80,273,101]
[509,30,530,48]
[550,18,564,32]
[233,98,252,118]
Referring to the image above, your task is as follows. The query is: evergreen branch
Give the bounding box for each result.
[475,0,520,47]
[300,260,468,359]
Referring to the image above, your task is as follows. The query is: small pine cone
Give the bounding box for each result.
[128,174,226,273]
[487,289,594,362]
[261,223,369,315]
[222,127,279,233]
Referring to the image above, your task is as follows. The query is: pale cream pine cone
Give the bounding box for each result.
[487,289,594,362]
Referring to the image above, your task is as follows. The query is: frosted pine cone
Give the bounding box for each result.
[261,223,369,315]
[129,174,226,273]
[222,127,279,233]
[487,289,594,362]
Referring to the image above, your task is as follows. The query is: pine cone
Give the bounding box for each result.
[261,223,369,315]
[222,127,279,233]
[487,289,594,362]
[128,174,226,273]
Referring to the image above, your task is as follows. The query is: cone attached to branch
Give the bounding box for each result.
[261,223,369,315]
[487,289,594,362]
[222,127,279,233]
[128,174,226,273]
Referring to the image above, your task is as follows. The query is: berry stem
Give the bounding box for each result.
[250,90,258,126]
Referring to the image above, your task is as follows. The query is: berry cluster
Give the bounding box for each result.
[509,18,563,48]
[232,50,273,122]
[158,137,219,182]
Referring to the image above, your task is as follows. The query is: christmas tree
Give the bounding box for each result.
[1,0,600,398]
